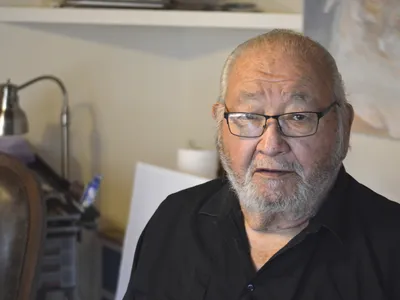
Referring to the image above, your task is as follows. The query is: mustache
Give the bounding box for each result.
[216,136,304,177]
[249,159,303,175]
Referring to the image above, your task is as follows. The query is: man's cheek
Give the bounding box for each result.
[292,137,331,162]
[233,144,254,173]
[289,140,314,164]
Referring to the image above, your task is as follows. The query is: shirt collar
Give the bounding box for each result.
[199,165,350,242]
[199,177,236,217]
[309,165,351,243]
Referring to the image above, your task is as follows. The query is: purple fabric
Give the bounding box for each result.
[0,136,35,164]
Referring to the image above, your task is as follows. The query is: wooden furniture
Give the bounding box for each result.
[0,152,46,300]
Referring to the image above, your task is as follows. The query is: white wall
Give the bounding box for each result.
[1,0,399,231]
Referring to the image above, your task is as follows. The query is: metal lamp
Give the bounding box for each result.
[0,75,70,180]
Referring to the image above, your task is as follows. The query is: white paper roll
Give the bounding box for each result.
[177,148,218,179]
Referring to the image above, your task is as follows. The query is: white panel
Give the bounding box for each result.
[115,162,208,300]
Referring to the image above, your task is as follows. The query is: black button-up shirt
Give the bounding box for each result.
[123,166,400,300]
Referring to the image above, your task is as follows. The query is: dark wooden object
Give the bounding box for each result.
[0,153,46,300]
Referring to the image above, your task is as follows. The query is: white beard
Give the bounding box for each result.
[217,132,343,229]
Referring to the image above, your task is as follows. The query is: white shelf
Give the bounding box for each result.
[0,6,303,30]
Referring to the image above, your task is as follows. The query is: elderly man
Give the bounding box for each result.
[122,29,400,300]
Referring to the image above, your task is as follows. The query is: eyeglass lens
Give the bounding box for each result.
[227,112,319,137]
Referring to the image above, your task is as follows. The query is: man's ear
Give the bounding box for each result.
[341,102,355,159]
[212,103,223,120]
[346,102,354,128]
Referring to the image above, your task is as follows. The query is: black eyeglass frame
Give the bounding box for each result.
[223,101,340,138]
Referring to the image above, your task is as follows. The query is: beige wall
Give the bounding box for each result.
[0,23,271,230]
[1,1,399,231]
[344,134,400,202]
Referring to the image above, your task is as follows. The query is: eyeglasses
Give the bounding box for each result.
[223,101,339,138]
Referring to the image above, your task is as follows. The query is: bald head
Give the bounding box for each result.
[216,29,353,161]
[220,29,346,106]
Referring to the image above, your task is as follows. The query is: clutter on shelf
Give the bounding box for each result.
[59,0,260,12]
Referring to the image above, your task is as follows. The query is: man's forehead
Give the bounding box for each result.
[232,48,316,79]
[227,50,329,104]
[236,84,316,106]
[232,73,318,98]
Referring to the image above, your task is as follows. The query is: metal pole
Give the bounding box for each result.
[18,75,70,180]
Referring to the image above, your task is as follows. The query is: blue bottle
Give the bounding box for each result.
[81,175,102,209]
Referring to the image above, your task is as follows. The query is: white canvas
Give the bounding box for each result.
[115,162,209,300]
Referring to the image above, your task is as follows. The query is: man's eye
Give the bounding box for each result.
[292,114,307,121]
[243,114,259,120]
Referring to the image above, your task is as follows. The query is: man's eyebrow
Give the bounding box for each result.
[286,91,314,103]
[238,90,264,103]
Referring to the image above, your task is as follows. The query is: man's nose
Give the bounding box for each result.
[256,119,290,157]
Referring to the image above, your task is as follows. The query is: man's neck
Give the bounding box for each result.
[243,212,309,270]
[242,210,310,234]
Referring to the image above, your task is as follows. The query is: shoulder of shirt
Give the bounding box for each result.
[350,175,400,219]
[159,178,224,209]
[144,178,226,227]
[348,174,400,241]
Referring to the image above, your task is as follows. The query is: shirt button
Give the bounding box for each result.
[247,283,255,292]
